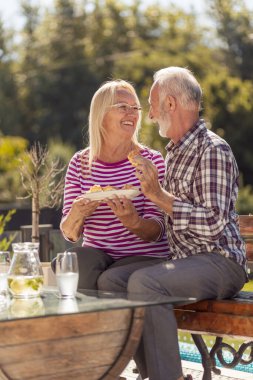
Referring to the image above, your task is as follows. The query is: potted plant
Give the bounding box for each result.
[18,142,65,259]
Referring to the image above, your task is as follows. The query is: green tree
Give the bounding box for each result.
[209,0,253,80]
[19,0,98,147]
[202,68,253,185]
[1,0,252,194]
[0,18,21,136]
[0,136,28,203]
[16,1,42,142]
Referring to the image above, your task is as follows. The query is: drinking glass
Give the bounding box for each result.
[55,252,79,299]
[0,251,10,307]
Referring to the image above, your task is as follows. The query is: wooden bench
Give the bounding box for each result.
[174,215,253,380]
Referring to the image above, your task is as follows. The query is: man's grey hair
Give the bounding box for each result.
[153,67,202,111]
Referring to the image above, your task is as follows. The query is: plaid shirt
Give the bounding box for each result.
[164,119,247,272]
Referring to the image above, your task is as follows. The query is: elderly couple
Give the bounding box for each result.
[59,67,247,380]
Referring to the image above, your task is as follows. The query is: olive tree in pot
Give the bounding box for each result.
[18,142,65,257]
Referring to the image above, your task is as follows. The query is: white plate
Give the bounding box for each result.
[82,188,140,201]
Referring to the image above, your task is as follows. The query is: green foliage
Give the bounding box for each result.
[0,136,28,172]
[0,0,252,209]
[209,0,253,80]
[0,209,16,251]
[16,0,98,148]
[236,185,253,215]
[0,18,21,136]
[47,138,75,168]
[202,69,253,184]
[0,136,29,202]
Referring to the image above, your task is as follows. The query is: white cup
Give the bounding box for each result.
[55,252,79,299]
[0,251,10,309]
[0,251,10,296]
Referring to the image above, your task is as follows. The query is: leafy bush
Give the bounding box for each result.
[0,209,16,251]
[236,185,253,215]
[0,136,29,203]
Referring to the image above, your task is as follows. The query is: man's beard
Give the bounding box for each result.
[154,112,171,138]
[159,116,171,137]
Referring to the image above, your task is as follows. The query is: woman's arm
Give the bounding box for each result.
[61,197,100,242]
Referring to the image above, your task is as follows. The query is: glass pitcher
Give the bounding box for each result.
[22,242,40,262]
[8,243,44,298]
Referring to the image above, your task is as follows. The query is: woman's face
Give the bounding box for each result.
[102,88,140,141]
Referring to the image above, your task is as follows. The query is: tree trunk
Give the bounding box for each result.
[32,195,40,243]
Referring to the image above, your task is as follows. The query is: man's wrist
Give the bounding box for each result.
[152,188,175,216]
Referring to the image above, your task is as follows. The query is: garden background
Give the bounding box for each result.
[0,0,253,241]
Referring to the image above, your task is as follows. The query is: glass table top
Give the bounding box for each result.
[0,286,196,321]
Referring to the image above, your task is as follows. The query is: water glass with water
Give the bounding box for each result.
[55,252,79,299]
[0,251,10,294]
[0,251,11,308]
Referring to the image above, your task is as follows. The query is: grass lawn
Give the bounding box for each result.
[242,279,253,291]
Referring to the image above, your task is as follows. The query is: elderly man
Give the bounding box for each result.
[98,67,247,380]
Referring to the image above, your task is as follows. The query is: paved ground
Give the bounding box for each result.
[120,359,253,380]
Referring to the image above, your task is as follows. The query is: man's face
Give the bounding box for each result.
[148,84,171,138]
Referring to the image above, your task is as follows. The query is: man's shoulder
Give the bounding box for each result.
[199,126,231,154]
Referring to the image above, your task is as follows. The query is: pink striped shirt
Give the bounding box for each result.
[62,147,170,260]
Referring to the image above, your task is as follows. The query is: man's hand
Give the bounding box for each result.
[134,156,162,202]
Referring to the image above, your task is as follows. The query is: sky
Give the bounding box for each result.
[0,0,252,30]
[0,0,209,29]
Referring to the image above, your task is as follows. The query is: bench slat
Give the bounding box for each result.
[175,309,253,338]
[177,298,253,316]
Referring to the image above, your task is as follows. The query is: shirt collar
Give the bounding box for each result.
[165,118,206,153]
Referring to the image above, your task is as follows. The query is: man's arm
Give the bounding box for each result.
[134,156,176,217]
[135,146,237,241]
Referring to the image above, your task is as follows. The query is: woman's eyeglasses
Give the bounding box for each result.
[110,103,142,114]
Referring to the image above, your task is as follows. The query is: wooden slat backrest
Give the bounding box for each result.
[239,215,253,262]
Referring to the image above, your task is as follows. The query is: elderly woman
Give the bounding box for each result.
[57,80,170,289]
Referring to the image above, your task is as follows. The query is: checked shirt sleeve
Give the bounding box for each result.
[172,145,238,241]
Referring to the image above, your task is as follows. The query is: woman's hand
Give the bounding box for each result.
[105,196,141,229]
[71,196,100,219]
[60,196,100,242]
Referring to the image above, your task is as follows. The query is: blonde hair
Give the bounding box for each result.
[154,67,202,111]
[87,79,141,166]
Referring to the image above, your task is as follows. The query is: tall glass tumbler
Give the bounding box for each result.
[0,251,11,307]
[56,252,79,299]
